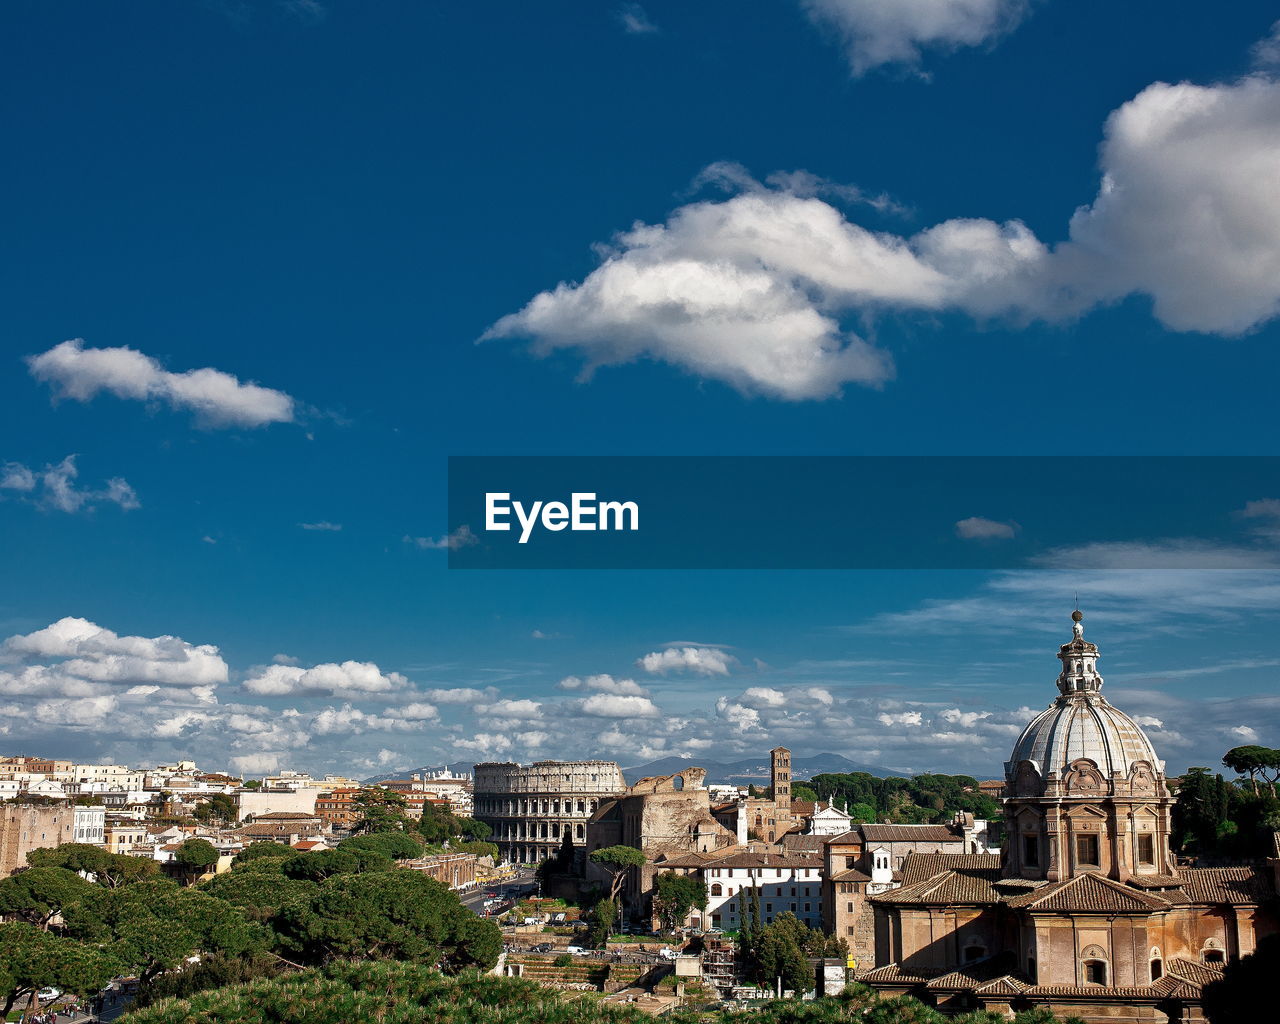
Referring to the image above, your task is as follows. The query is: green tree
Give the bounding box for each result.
[0,922,121,1017]
[27,843,159,888]
[355,788,412,833]
[452,840,500,861]
[588,845,647,904]
[584,896,617,949]
[200,870,317,923]
[193,793,239,824]
[273,869,500,971]
[653,871,707,932]
[0,866,96,931]
[1172,767,1232,853]
[231,842,298,868]
[173,838,221,884]
[65,878,264,985]
[791,783,819,802]
[282,849,362,881]
[339,832,424,860]
[1222,745,1280,796]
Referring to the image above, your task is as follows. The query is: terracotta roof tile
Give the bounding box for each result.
[899,852,1001,887]
[857,964,940,984]
[1003,872,1170,912]
[1165,957,1226,988]
[872,865,1003,906]
[1177,866,1273,905]
[861,824,961,843]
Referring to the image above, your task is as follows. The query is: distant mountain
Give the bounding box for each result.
[362,761,475,785]
[361,752,906,788]
[621,751,905,785]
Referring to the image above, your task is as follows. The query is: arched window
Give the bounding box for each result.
[1150,959,1163,981]
[710,883,723,896]
[1084,960,1107,986]
[1203,949,1225,965]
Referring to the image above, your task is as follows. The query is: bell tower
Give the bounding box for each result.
[771,746,791,815]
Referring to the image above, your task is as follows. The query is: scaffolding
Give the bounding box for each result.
[701,935,738,997]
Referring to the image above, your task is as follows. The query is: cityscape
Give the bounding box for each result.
[3,614,1277,1021]
[5,2,1280,1023]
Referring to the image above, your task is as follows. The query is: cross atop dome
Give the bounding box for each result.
[1057,609,1104,695]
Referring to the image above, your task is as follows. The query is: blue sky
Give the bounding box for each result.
[3,0,1280,780]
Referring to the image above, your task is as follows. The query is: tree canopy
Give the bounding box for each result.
[0,866,97,931]
[0,922,121,1017]
[653,871,708,932]
[273,869,500,971]
[588,845,647,903]
[27,843,159,888]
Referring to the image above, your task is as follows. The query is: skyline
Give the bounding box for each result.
[4,2,1280,782]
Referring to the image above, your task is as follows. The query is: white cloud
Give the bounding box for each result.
[637,646,734,676]
[299,521,342,532]
[1,456,139,514]
[617,2,658,34]
[455,732,515,755]
[1228,725,1260,743]
[1251,20,1280,70]
[312,703,423,735]
[877,710,924,727]
[229,753,280,774]
[1133,715,1164,729]
[0,463,36,491]
[939,708,991,728]
[479,698,543,720]
[28,339,295,429]
[1,617,228,696]
[800,0,1029,76]
[955,516,1018,540]
[737,686,788,708]
[424,687,494,705]
[488,75,1280,401]
[404,526,478,551]
[715,697,761,731]
[393,702,440,722]
[578,693,660,718]
[242,660,409,699]
[559,674,649,696]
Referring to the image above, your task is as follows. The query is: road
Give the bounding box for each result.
[459,868,537,915]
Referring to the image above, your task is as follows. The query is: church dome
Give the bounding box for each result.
[1006,613,1164,784]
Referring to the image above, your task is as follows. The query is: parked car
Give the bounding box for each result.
[37,987,62,1002]
[532,943,553,952]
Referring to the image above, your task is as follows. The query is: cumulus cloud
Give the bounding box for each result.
[559,674,649,696]
[230,753,280,774]
[1,456,139,514]
[1,617,228,696]
[715,697,761,732]
[488,75,1280,400]
[955,516,1018,540]
[877,710,924,727]
[393,702,440,721]
[801,0,1029,77]
[479,698,543,720]
[637,646,735,676]
[311,703,423,735]
[28,339,295,429]
[1229,725,1260,742]
[424,687,495,705]
[939,708,991,728]
[578,693,661,718]
[404,526,478,551]
[242,660,409,699]
[1251,20,1280,71]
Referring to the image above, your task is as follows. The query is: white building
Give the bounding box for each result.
[72,804,106,845]
[682,850,826,931]
[806,802,854,836]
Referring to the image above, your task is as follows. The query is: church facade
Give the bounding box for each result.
[862,612,1278,1022]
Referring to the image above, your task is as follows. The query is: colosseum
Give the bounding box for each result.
[473,760,627,864]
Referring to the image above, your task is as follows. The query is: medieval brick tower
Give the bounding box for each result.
[771,746,792,815]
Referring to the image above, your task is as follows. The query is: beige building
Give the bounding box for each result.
[0,803,77,876]
[235,787,318,818]
[474,759,626,864]
[863,612,1279,1022]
